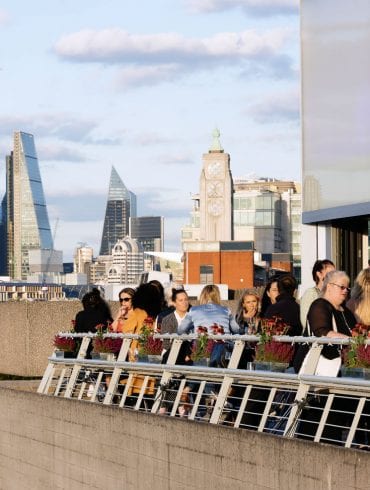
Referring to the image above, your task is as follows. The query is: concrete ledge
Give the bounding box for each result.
[0,300,237,377]
[0,382,368,490]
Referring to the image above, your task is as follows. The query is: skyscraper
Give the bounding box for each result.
[3,131,53,280]
[99,166,137,255]
[129,216,164,252]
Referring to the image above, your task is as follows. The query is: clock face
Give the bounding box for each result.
[207,161,222,178]
[207,199,224,217]
[207,181,223,198]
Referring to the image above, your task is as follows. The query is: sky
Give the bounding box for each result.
[0,0,300,261]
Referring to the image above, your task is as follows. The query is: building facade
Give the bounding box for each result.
[183,241,254,290]
[74,245,93,275]
[107,237,144,284]
[129,216,164,252]
[99,166,137,256]
[301,0,370,286]
[181,132,301,272]
[1,132,54,280]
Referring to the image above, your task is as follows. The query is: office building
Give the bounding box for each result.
[99,166,137,256]
[2,132,57,280]
[107,237,144,284]
[129,216,164,252]
[301,0,370,286]
[73,244,93,282]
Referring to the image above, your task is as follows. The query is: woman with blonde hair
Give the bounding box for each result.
[235,289,260,334]
[178,284,239,334]
[347,268,370,325]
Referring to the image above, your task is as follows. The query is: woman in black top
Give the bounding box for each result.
[308,270,356,359]
[304,270,356,444]
[75,288,113,333]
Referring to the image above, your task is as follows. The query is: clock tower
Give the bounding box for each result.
[199,129,233,241]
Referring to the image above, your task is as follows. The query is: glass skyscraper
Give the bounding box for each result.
[99,166,137,255]
[3,131,53,279]
[129,216,164,252]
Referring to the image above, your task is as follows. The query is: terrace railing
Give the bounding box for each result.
[38,333,370,450]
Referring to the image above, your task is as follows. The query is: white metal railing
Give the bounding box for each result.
[38,333,370,451]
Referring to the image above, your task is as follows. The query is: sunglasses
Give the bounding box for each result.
[119,297,132,302]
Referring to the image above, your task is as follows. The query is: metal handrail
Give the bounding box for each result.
[40,332,370,451]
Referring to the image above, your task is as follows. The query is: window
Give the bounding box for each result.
[200,265,214,284]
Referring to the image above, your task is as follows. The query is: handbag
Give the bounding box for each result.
[295,316,341,377]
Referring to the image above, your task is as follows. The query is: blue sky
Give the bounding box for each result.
[0,0,300,261]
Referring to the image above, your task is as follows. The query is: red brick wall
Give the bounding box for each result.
[184,250,254,289]
[271,261,292,273]
[220,251,254,290]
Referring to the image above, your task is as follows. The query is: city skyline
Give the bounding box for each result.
[0,1,300,261]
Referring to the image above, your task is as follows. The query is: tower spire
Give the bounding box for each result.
[209,128,224,153]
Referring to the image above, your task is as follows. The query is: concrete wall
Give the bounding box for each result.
[0,301,120,377]
[0,301,238,377]
[0,381,368,490]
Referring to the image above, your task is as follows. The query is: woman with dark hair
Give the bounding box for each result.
[260,279,279,318]
[300,259,335,327]
[74,288,113,333]
[265,274,302,336]
[111,287,135,333]
[122,283,163,361]
[149,279,173,331]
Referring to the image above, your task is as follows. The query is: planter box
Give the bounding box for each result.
[193,358,210,367]
[147,355,162,364]
[95,353,116,361]
[254,361,289,373]
[341,367,370,380]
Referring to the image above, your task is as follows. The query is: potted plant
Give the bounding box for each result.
[92,324,122,361]
[254,317,293,372]
[138,317,163,363]
[53,334,76,358]
[342,324,370,379]
[191,327,215,366]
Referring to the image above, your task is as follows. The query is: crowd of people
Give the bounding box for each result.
[73,260,370,372]
[70,263,370,443]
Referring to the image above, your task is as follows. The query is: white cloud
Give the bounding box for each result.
[184,0,298,16]
[248,90,300,123]
[130,131,174,146]
[54,27,294,87]
[0,114,97,142]
[55,28,289,64]
[115,64,180,88]
[38,143,88,162]
[0,9,9,25]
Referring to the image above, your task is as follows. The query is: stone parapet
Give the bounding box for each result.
[0,381,368,490]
